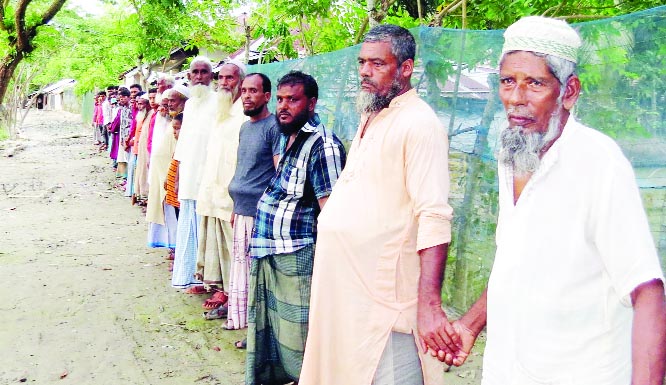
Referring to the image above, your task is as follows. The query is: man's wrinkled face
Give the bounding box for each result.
[157,79,168,93]
[499,51,562,135]
[167,94,185,113]
[218,64,242,99]
[241,75,270,117]
[137,99,148,111]
[356,41,403,113]
[189,62,213,86]
[159,98,169,116]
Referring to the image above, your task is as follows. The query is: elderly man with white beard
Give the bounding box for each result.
[447,16,666,385]
[171,56,219,293]
[194,60,249,314]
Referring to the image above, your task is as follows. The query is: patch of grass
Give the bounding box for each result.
[0,126,9,141]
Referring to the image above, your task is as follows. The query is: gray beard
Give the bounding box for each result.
[499,111,562,176]
[190,84,211,104]
[356,77,402,114]
[217,89,233,123]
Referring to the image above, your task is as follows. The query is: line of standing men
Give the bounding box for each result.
[123,19,665,385]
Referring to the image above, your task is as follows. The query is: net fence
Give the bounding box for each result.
[247,6,666,311]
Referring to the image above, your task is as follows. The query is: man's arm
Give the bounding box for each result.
[417,243,461,358]
[449,288,487,366]
[631,278,666,385]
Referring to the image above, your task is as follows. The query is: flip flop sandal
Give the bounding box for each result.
[203,305,228,320]
[185,286,207,295]
[202,291,228,310]
[234,339,247,349]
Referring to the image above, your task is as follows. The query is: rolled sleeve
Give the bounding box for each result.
[404,114,454,251]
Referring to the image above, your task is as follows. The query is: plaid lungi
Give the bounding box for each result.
[245,244,314,384]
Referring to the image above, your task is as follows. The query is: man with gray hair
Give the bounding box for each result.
[195,60,248,313]
[171,56,218,293]
[156,75,174,104]
[301,24,455,385]
[450,16,666,385]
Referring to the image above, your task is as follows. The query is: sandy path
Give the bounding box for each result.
[0,110,482,385]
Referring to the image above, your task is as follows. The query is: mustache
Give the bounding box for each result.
[360,77,378,88]
[506,106,535,119]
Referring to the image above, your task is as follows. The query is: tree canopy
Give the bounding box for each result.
[3,0,665,100]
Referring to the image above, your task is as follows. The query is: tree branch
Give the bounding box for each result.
[40,0,68,26]
[433,0,464,27]
[14,0,30,52]
[0,2,6,32]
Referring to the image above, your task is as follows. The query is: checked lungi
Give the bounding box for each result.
[245,244,314,384]
[226,214,253,330]
[171,199,202,289]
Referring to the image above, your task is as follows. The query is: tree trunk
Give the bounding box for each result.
[0,54,24,107]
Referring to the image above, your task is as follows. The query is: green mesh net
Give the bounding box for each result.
[247,6,666,311]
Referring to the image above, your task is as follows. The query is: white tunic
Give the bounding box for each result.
[173,91,217,201]
[483,118,665,385]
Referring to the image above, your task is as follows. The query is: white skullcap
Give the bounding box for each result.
[140,93,150,101]
[502,16,581,63]
[170,84,190,99]
[223,58,247,76]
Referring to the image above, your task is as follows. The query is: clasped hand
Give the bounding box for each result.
[417,306,476,367]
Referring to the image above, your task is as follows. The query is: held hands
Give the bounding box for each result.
[417,306,477,366]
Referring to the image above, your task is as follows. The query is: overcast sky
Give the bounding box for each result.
[67,0,104,16]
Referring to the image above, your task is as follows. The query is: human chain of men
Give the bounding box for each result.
[89,19,665,385]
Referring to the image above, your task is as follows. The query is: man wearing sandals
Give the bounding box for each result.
[195,60,248,312]
[171,57,218,292]
[245,71,346,384]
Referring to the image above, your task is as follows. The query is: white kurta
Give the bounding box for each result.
[173,91,217,201]
[483,118,665,385]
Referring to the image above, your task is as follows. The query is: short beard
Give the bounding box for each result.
[244,105,264,117]
[499,109,562,176]
[190,84,211,102]
[356,75,402,114]
[276,107,310,136]
[217,90,233,122]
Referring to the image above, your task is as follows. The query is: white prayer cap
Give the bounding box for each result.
[502,16,581,63]
[170,84,190,99]
[140,93,150,100]
[223,58,247,76]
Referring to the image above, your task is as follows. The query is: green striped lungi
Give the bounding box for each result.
[245,244,314,385]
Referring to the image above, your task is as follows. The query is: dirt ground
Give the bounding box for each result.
[0,109,483,385]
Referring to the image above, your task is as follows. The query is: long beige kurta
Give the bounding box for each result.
[195,98,248,289]
[196,98,248,219]
[146,121,176,225]
[300,89,454,385]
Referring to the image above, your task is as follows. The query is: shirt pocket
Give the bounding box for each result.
[280,163,306,197]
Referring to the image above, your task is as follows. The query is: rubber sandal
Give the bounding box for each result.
[202,291,228,310]
[203,305,228,320]
[185,286,207,295]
